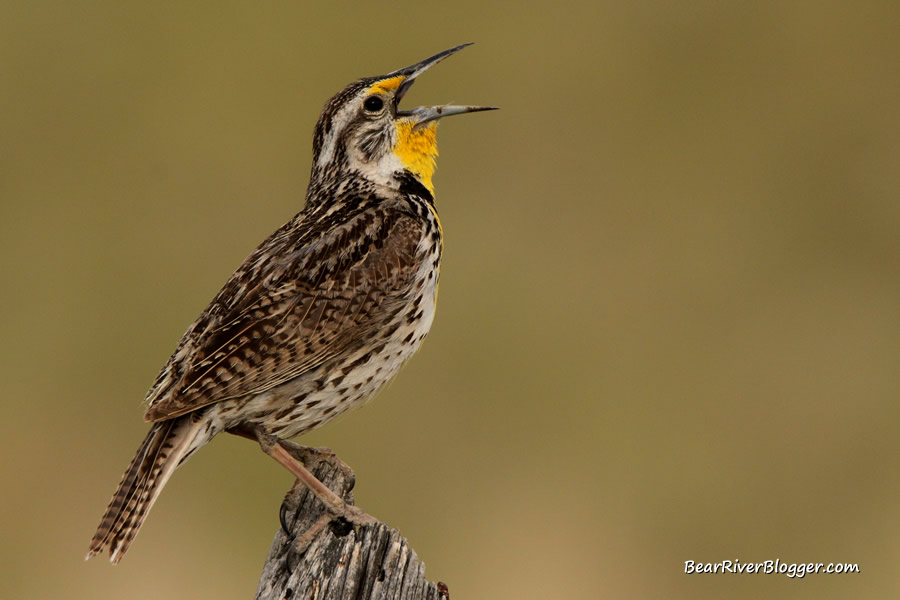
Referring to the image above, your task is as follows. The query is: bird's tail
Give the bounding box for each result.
[86,416,200,563]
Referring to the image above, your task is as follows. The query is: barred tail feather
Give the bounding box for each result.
[86,416,200,563]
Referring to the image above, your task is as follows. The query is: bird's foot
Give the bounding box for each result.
[289,502,377,555]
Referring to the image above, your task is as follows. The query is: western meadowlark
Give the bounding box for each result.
[86,43,495,563]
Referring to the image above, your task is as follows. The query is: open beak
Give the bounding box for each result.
[391,43,498,126]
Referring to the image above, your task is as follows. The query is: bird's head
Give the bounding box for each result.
[309,43,496,199]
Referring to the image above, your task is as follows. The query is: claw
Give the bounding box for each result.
[279,501,293,535]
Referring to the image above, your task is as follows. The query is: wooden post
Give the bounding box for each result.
[255,450,449,600]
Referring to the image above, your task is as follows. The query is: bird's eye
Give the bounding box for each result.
[364,96,384,113]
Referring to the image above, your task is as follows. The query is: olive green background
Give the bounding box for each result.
[2,2,898,599]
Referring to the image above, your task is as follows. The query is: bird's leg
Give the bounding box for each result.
[227,424,360,535]
[245,426,376,531]
[226,424,354,481]
[278,439,356,484]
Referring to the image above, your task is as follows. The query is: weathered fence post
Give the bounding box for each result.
[255,450,449,600]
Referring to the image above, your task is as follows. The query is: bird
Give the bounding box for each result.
[86,43,495,564]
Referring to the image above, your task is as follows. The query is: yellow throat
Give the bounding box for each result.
[393,120,439,196]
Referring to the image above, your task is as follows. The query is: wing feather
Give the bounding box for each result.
[143,205,425,422]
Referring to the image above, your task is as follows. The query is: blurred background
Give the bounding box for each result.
[2,1,898,599]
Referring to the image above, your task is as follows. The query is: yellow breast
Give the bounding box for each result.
[393,121,439,195]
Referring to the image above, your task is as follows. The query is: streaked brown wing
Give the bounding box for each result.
[143,210,424,422]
